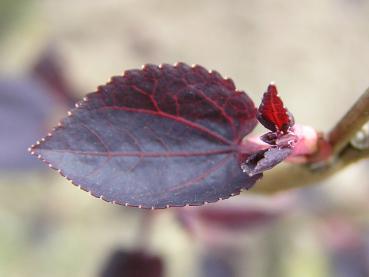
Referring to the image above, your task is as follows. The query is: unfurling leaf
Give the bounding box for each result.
[241,83,297,176]
[257,83,294,133]
[30,63,266,208]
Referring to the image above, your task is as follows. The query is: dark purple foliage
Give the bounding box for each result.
[0,78,56,169]
[241,83,296,176]
[241,147,293,176]
[257,84,294,134]
[30,64,295,208]
[30,63,262,208]
[99,250,163,277]
[0,47,74,171]
[31,46,77,107]
[196,205,279,230]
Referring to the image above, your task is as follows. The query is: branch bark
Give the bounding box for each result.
[328,87,369,156]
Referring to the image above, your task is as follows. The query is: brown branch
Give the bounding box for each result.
[328,87,369,156]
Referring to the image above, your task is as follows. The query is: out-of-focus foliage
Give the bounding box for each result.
[0,77,55,169]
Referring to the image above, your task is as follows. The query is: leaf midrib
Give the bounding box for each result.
[37,147,239,158]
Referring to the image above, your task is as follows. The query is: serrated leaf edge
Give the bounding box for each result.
[28,62,248,209]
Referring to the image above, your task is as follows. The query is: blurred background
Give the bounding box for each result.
[1,0,369,276]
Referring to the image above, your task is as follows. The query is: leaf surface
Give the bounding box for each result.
[31,63,260,208]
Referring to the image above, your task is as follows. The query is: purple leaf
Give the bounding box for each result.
[243,83,297,174]
[30,63,262,208]
[257,84,294,133]
[99,250,163,277]
[241,147,292,176]
[259,131,278,145]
